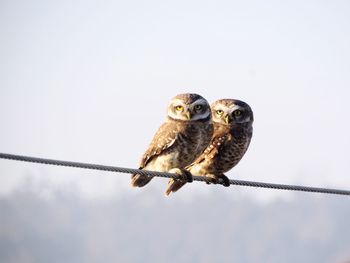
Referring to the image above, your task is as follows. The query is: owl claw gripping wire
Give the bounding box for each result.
[169,168,193,182]
[204,174,230,187]
[220,174,231,187]
[204,174,218,184]
[165,168,193,196]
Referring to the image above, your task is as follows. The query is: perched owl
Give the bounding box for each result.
[165,99,253,195]
[131,93,213,188]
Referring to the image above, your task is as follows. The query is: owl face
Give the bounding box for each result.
[167,93,211,121]
[211,99,253,125]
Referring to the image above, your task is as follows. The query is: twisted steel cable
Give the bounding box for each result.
[1,152,349,196]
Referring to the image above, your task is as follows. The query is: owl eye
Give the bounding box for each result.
[175,105,184,111]
[233,110,242,117]
[216,110,224,115]
[194,105,203,111]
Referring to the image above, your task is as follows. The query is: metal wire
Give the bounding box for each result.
[1,152,350,196]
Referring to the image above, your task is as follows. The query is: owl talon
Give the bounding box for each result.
[204,174,219,185]
[183,170,193,183]
[165,169,191,196]
[168,168,193,182]
[220,174,230,187]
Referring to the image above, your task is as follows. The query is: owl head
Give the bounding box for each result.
[211,99,253,126]
[167,93,211,121]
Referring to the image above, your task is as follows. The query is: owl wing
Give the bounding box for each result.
[139,121,180,168]
[192,134,228,165]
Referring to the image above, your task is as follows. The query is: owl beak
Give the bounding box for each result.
[224,115,231,124]
[185,111,192,120]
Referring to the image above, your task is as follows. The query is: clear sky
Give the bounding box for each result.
[1,0,350,201]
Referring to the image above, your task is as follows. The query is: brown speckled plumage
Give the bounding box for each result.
[131,93,213,188]
[165,99,253,195]
[190,121,252,174]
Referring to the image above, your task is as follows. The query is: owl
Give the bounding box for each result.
[165,99,253,195]
[131,93,213,188]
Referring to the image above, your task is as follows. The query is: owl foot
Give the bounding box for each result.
[204,174,219,185]
[204,174,230,187]
[168,168,193,182]
[165,168,192,196]
[219,174,231,187]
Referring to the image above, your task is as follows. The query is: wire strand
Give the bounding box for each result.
[1,152,349,196]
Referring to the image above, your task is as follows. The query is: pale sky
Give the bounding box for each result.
[1,0,350,201]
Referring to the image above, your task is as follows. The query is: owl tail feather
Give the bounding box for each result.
[131,174,153,187]
[165,179,186,196]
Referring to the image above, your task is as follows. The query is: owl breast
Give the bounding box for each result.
[215,130,251,173]
[144,121,213,172]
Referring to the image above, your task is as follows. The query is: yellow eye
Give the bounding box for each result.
[216,109,223,115]
[233,110,242,116]
[194,105,203,111]
[175,105,184,111]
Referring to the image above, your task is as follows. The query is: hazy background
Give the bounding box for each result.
[1,0,350,262]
